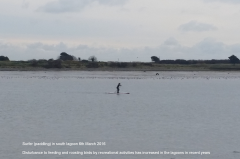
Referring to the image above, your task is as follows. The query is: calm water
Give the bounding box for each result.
[1,71,240,159]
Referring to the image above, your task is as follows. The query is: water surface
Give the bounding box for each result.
[1,71,240,159]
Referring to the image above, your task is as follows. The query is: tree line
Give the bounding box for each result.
[151,55,240,65]
[0,52,239,66]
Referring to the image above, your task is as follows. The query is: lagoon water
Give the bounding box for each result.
[1,71,240,159]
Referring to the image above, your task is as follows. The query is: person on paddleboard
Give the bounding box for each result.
[116,83,121,93]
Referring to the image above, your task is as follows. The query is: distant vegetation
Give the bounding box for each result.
[88,55,97,62]
[229,55,239,65]
[59,52,75,61]
[0,56,9,61]
[151,56,160,63]
[0,53,239,71]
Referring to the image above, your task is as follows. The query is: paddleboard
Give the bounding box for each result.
[106,92,130,94]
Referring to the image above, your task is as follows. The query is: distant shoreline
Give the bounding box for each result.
[1,61,240,71]
[0,67,239,71]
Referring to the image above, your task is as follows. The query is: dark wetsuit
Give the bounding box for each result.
[116,83,121,93]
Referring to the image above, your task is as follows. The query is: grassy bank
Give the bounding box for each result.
[0,61,240,71]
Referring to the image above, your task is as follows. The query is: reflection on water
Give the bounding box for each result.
[1,71,240,159]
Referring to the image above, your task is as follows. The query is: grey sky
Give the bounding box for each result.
[203,0,240,3]
[38,0,128,13]
[179,21,217,32]
[1,0,240,61]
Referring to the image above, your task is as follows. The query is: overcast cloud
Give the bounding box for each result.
[38,0,128,13]
[1,38,239,61]
[202,0,240,3]
[1,0,240,61]
[179,21,217,32]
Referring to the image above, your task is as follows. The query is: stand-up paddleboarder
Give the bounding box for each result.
[116,83,121,93]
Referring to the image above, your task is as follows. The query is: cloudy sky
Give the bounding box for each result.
[1,0,240,61]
